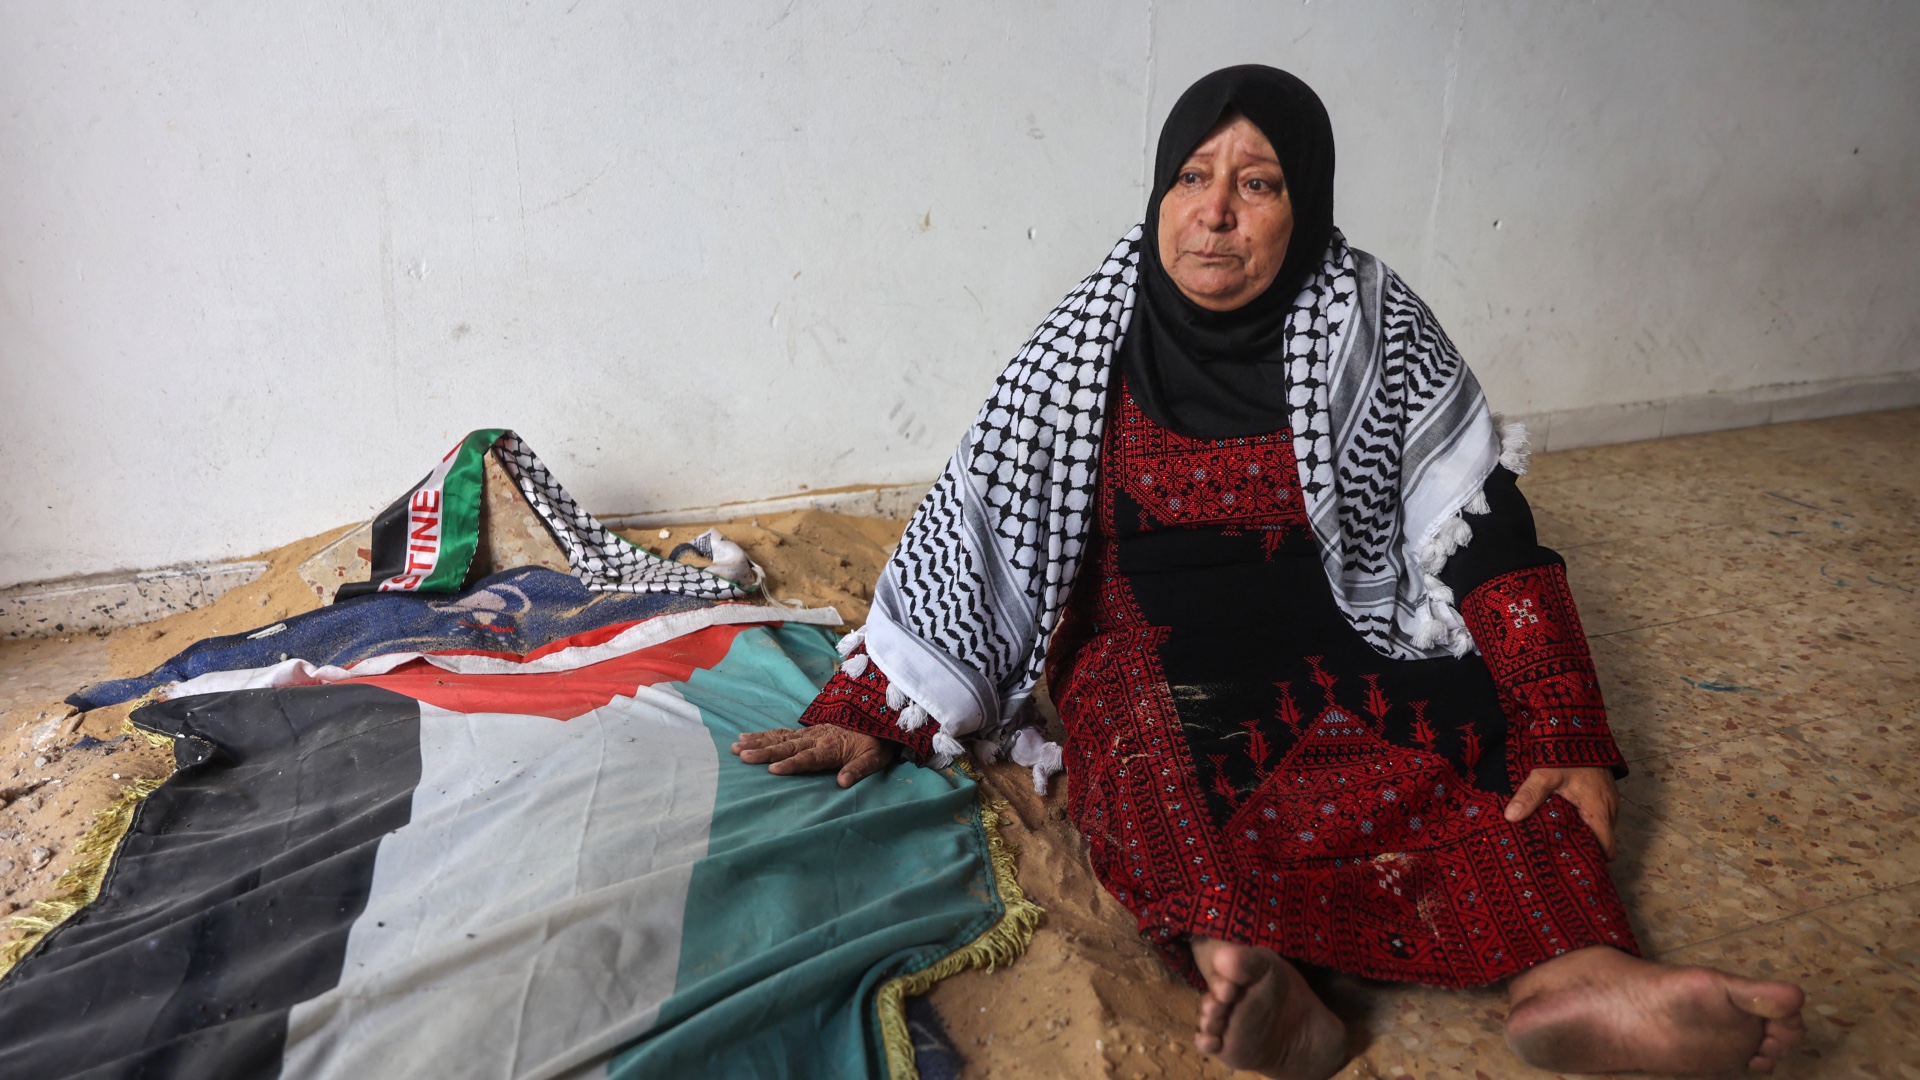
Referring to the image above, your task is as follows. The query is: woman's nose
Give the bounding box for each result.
[1197,181,1235,229]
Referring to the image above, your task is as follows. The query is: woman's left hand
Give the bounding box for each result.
[1503,766,1620,860]
[731,725,897,788]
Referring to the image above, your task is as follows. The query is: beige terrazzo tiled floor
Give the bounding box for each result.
[0,408,1915,1076]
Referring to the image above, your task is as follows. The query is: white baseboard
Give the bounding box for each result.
[1508,371,1920,454]
[0,562,268,640]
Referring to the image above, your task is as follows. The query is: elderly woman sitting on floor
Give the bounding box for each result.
[733,66,1806,1078]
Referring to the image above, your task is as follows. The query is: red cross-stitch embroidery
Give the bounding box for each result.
[1461,563,1624,775]
[1112,382,1309,543]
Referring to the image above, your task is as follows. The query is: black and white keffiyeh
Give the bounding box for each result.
[493,434,762,599]
[855,227,1525,767]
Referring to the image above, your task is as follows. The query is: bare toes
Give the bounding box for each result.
[1757,1022,1802,1058]
[1734,980,1805,1020]
[1198,996,1228,1037]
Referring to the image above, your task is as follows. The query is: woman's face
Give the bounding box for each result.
[1156,114,1294,312]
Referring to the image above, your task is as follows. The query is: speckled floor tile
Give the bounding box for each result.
[1610,521,1903,608]
[1603,595,1920,729]
[1622,731,1920,910]
[1781,523,1920,590]
[1781,697,1920,799]
[1528,500,1609,554]
[1810,880,1920,980]
[1560,542,1747,636]
[1789,445,1920,499]
[1659,914,1920,1075]
[1522,470,1759,547]
[1811,406,1920,446]
[1324,978,1477,1067]
[1611,799,1800,956]
[1738,466,1920,552]
[1732,590,1920,705]
[1787,433,1920,495]
[1527,420,1837,488]
[1589,635,1794,761]
[1524,445,1621,488]
[1543,424,1812,484]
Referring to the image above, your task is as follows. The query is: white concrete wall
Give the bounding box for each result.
[3,1,1916,587]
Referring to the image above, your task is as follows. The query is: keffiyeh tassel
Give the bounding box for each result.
[930,729,966,769]
[1408,416,1534,658]
[1410,496,1484,657]
[1496,415,1532,476]
[834,628,866,658]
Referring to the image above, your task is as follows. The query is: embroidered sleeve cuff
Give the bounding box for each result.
[797,648,939,763]
[1460,562,1626,774]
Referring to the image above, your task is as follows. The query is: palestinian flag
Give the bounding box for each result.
[2,618,1035,1078]
[11,433,1035,1078]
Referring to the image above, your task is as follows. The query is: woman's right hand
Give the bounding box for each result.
[730,725,896,788]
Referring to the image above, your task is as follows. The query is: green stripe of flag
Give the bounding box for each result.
[417,428,506,593]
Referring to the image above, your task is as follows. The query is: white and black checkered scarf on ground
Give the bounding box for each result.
[857,226,1526,767]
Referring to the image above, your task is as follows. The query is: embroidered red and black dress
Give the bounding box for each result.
[803,378,1636,988]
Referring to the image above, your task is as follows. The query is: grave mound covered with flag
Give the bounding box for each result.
[1,432,1035,1079]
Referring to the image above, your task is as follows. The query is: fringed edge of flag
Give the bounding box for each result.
[874,782,1045,1080]
[0,775,166,979]
[121,696,179,750]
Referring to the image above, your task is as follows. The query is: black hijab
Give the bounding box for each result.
[1122,65,1336,438]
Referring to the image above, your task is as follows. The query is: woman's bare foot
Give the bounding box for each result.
[1189,937,1346,1080]
[1506,945,1806,1074]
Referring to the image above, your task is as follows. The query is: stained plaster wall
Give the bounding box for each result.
[3,1,1916,587]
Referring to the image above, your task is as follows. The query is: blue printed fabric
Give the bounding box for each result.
[69,567,712,711]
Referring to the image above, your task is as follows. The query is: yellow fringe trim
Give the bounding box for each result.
[119,689,178,751]
[0,776,167,978]
[876,786,1046,1080]
[1,691,173,976]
